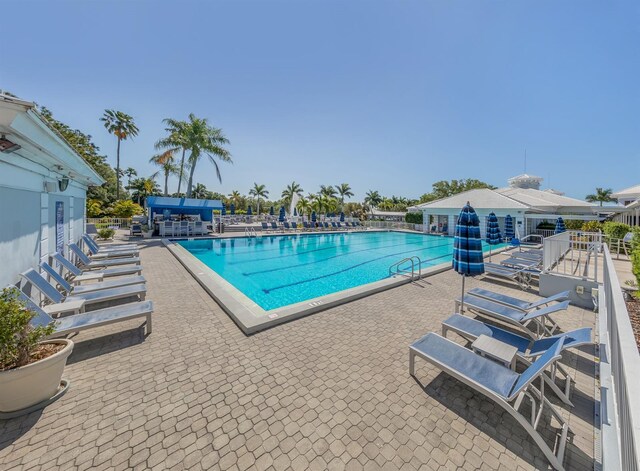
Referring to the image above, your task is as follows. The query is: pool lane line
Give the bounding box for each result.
[242,239,454,277]
[261,246,454,294]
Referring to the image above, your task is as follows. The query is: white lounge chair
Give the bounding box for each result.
[441,313,592,405]
[82,233,138,251]
[410,333,570,471]
[21,269,146,315]
[69,244,141,268]
[52,253,142,283]
[466,288,570,312]
[11,286,153,336]
[41,262,145,296]
[454,294,569,338]
[82,235,139,259]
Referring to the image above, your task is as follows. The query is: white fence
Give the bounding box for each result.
[599,244,640,470]
[86,218,133,229]
[363,221,425,232]
[542,231,602,282]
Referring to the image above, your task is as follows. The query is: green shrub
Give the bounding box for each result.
[632,249,640,288]
[0,287,56,370]
[536,221,556,230]
[565,220,585,230]
[97,228,115,240]
[111,200,144,218]
[602,221,631,240]
[581,221,603,233]
[631,227,640,251]
[405,212,423,224]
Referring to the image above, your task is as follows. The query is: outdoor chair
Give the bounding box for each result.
[69,243,141,268]
[129,224,143,237]
[41,262,146,296]
[455,294,569,338]
[331,222,338,230]
[12,286,153,337]
[483,262,534,290]
[82,235,139,258]
[160,220,174,237]
[441,313,592,406]
[21,269,147,314]
[465,288,570,312]
[501,256,542,270]
[179,220,189,236]
[261,222,269,232]
[291,222,298,231]
[324,222,331,230]
[83,233,137,250]
[409,333,570,471]
[52,252,142,282]
[283,222,291,231]
[270,222,279,232]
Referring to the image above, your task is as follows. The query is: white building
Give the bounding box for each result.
[611,184,640,227]
[409,174,597,237]
[0,94,104,287]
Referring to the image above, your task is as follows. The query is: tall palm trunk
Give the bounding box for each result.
[177,148,186,194]
[257,198,260,215]
[186,153,197,197]
[164,171,169,196]
[115,137,121,199]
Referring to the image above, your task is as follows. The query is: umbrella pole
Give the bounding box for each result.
[460,274,465,313]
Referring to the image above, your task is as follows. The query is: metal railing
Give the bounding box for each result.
[364,221,425,232]
[533,228,556,238]
[542,231,602,282]
[599,243,640,470]
[86,217,133,229]
[389,256,422,281]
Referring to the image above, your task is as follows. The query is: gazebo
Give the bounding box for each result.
[146,196,223,233]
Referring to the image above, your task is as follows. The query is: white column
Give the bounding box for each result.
[448,214,456,236]
[40,193,49,265]
[69,196,74,246]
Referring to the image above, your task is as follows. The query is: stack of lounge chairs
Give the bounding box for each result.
[483,248,544,290]
[409,286,592,471]
[12,233,153,340]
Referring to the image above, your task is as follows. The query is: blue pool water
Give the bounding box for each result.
[178,231,503,311]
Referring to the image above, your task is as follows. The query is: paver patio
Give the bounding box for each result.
[0,239,597,470]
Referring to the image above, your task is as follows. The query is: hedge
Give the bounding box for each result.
[602,222,631,240]
[405,212,423,224]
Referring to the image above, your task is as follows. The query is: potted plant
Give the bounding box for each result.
[141,224,154,238]
[0,288,72,414]
[97,227,115,240]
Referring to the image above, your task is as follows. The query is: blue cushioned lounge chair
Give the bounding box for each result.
[410,333,570,471]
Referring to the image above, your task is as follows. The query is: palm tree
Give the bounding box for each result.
[178,114,231,198]
[101,109,139,199]
[585,188,616,206]
[364,190,382,214]
[335,183,354,210]
[296,197,311,221]
[150,150,179,196]
[191,183,210,199]
[124,167,137,190]
[129,177,161,206]
[319,185,337,199]
[228,190,242,208]
[379,198,394,211]
[281,181,304,208]
[155,118,189,194]
[249,183,269,215]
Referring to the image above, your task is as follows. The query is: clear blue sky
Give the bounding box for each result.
[2,0,638,201]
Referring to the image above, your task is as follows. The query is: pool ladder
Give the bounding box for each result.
[389,256,422,281]
[245,227,257,238]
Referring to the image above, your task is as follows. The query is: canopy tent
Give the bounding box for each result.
[146,196,223,222]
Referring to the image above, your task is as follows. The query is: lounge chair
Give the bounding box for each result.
[69,243,141,268]
[483,262,534,290]
[283,222,291,231]
[441,313,591,405]
[12,286,153,337]
[270,222,279,232]
[336,222,344,230]
[291,222,298,231]
[21,269,146,314]
[330,222,338,230]
[83,233,138,250]
[455,294,569,338]
[324,222,331,230]
[501,256,541,270]
[466,288,570,312]
[409,333,570,471]
[261,222,269,233]
[52,252,142,282]
[82,235,139,258]
[41,262,146,296]
[129,224,143,237]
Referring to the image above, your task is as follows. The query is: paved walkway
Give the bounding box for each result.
[0,240,597,470]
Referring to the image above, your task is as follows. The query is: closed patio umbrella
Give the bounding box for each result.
[485,212,502,261]
[269,206,274,216]
[311,211,317,223]
[340,212,345,222]
[247,206,252,216]
[230,203,235,215]
[504,214,514,241]
[221,203,226,216]
[555,217,566,234]
[453,202,484,313]
[293,207,298,216]
[279,206,285,222]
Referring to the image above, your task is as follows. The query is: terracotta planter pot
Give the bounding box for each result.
[0,339,73,413]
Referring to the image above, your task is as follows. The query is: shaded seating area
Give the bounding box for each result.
[147,196,222,237]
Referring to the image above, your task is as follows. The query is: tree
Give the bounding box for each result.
[335,183,354,210]
[111,200,144,218]
[249,183,269,215]
[379,198,394,211]
[86,199,104,218]
[191,183,211,199]
[124,167,137,190]
[228,190,242,208]
[585,188,616,206]
[319,185,337,199]
[297,197,311,220]
[178,114,231,198]
[100,110,139,200]
[129,177,161,206]
[281,181,304,209]
[155,118,188,194]
[364,190,382,214]
[150,150,179,196]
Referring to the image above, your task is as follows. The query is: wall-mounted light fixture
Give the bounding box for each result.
[0,135,21,153]
[58,176,69,192]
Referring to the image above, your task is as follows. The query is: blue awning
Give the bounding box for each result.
[146,196,223,210]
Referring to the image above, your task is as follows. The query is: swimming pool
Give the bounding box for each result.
[177,231,503,311]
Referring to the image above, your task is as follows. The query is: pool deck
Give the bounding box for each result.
[0,237,597,470]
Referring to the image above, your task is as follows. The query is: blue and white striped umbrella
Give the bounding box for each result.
[555,217,566,234]
[230,203,235,215]
[485,212,502,261]
[504,214,514,240]
[246,206,252,215]
[311,211,317,223]
[269,206,274,216]
[453,203,484,312]
[293,207,298,216]
[340,212,345,222]
[279,206,286,222]
[221,203,226,216]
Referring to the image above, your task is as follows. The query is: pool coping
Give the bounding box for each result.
[163,231,510,335]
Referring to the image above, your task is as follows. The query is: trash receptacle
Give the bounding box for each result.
[217,222,224,233]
